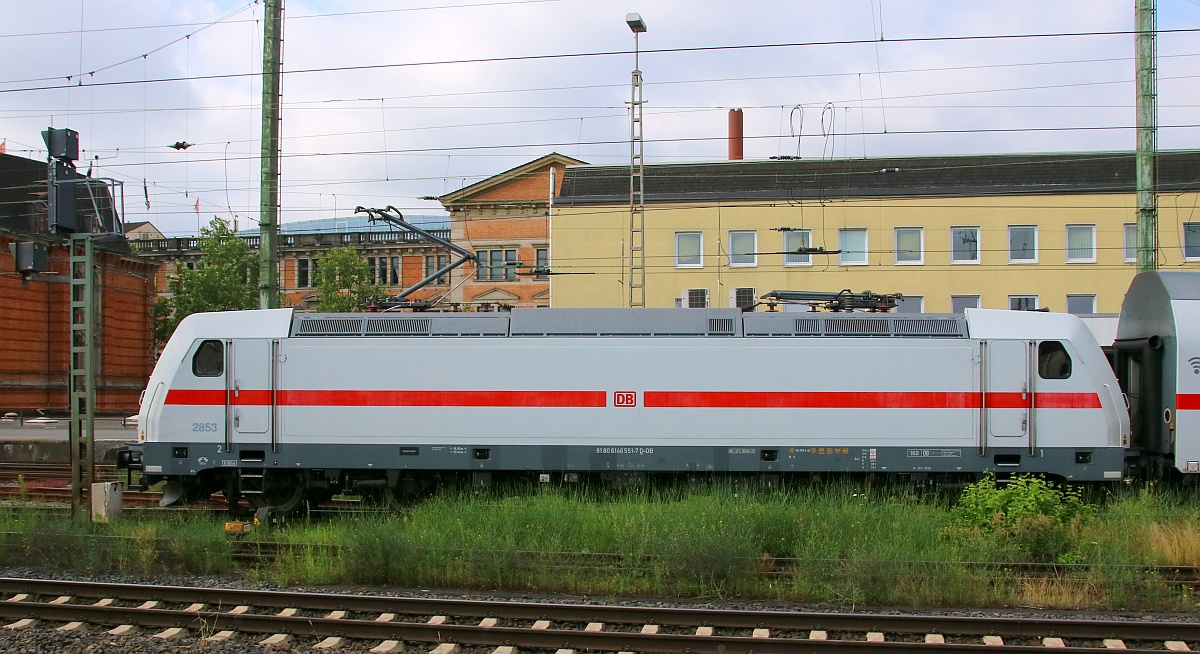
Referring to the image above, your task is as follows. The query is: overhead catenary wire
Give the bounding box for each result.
[4,26,1200,94]
[7,6,1199,240]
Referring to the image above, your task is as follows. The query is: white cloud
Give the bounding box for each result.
[1,0,1197,236]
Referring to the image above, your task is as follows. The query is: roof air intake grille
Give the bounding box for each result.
[708,318,735,334]
[826,317,890,335]
[365,317,431,335]
[893,318,964,336]
[295,317,363,336]
[793,318,821,335]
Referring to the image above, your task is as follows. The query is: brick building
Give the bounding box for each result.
[133,216,458,310]
[0,152,158,415]
[441,153,583,308]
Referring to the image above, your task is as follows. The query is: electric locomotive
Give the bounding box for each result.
[117,271,1200,511]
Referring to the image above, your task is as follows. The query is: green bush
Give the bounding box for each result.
[946,474,1094,562]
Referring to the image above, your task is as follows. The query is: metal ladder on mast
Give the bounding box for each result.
[628,56,646,308]
[68,234,95,517]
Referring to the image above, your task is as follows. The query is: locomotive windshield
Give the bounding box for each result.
[1038,341,1071,379]
[192,340,224,377]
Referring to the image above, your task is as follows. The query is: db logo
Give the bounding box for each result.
[613,391,637,407]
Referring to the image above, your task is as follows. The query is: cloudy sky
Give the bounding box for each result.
[2,0,1198,236]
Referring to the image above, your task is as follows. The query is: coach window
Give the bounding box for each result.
[1038,341,1072,380]
[192,340,224,377]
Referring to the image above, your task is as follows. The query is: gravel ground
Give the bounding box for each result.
[0,566,1195,653]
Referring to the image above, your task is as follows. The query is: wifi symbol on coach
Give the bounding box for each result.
[1189,357,1200,375]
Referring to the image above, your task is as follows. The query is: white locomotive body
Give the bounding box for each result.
[122,290,1154,509]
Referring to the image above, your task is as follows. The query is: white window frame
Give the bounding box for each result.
[1066,294,1096,315]
[894,227,924,265]
[727,230,757,267]
[1009,295,1039,311]
[950,295,980,313]
[894,295,924,313]
[731,287,757,309]
[782,230,812,267]
[1007,225,1038,264]
[1065,224,1097,263]
[838,228,868,266]
[951,226,981,264]
[685,288,710,308]
[675,231,703,268]
[1123,223,1137,263]
[1184,222,1200,261]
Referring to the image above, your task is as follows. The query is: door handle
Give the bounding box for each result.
[234,381,240,398]
[234,413,240,428]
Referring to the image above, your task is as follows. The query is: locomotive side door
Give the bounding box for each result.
[229,339,272,442]
[986,340,1031,446]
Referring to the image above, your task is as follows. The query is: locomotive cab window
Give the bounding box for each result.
[1038,341,1071,379]
[192,340,224,377]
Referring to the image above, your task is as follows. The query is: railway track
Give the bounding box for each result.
[0,577,1197,652]
[0,462,118,481]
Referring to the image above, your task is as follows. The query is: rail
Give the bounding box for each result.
[0,578,1196,651]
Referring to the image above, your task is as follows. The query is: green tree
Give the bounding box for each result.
[314,246,382,312]
[157,217,259,345]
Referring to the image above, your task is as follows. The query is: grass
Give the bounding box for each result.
[3,481,1200,611]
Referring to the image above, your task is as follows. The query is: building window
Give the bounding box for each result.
[1008,226,1037,263]
[1010,295,1039,311]
[475,251,488,280]
[1066,224,1096,262]
[733,287,756,309]
[379,257,391,284]
[675,232,703,268]
[686,288,709,308]
[1124,223,1137,263]
[894,296,924,314]
[951,227,980,264]
[838,228,867,265]
[390,256,400,285]
[296,258,318,287]
[1185,222,1200,260]
[727,230,757,267]
[894,227,923,265]
[783,230,812,266]
[535,247,549,278]
[1066,294,1096,315]
[951,295,980,314]
[425,255,449,285]
[503,249,517,279]
[476,249,518,280]
[368,257,377,284]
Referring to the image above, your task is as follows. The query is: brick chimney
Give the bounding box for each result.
[728,108,744,161]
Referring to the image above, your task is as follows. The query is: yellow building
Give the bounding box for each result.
[550,151,1200,314]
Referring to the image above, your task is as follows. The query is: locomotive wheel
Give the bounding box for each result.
[246,470,306,513]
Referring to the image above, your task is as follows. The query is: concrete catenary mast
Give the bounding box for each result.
[1135,0,1158,273]
[259,0,284,308]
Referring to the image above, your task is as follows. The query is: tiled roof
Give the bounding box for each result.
[555,151,1200,205]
